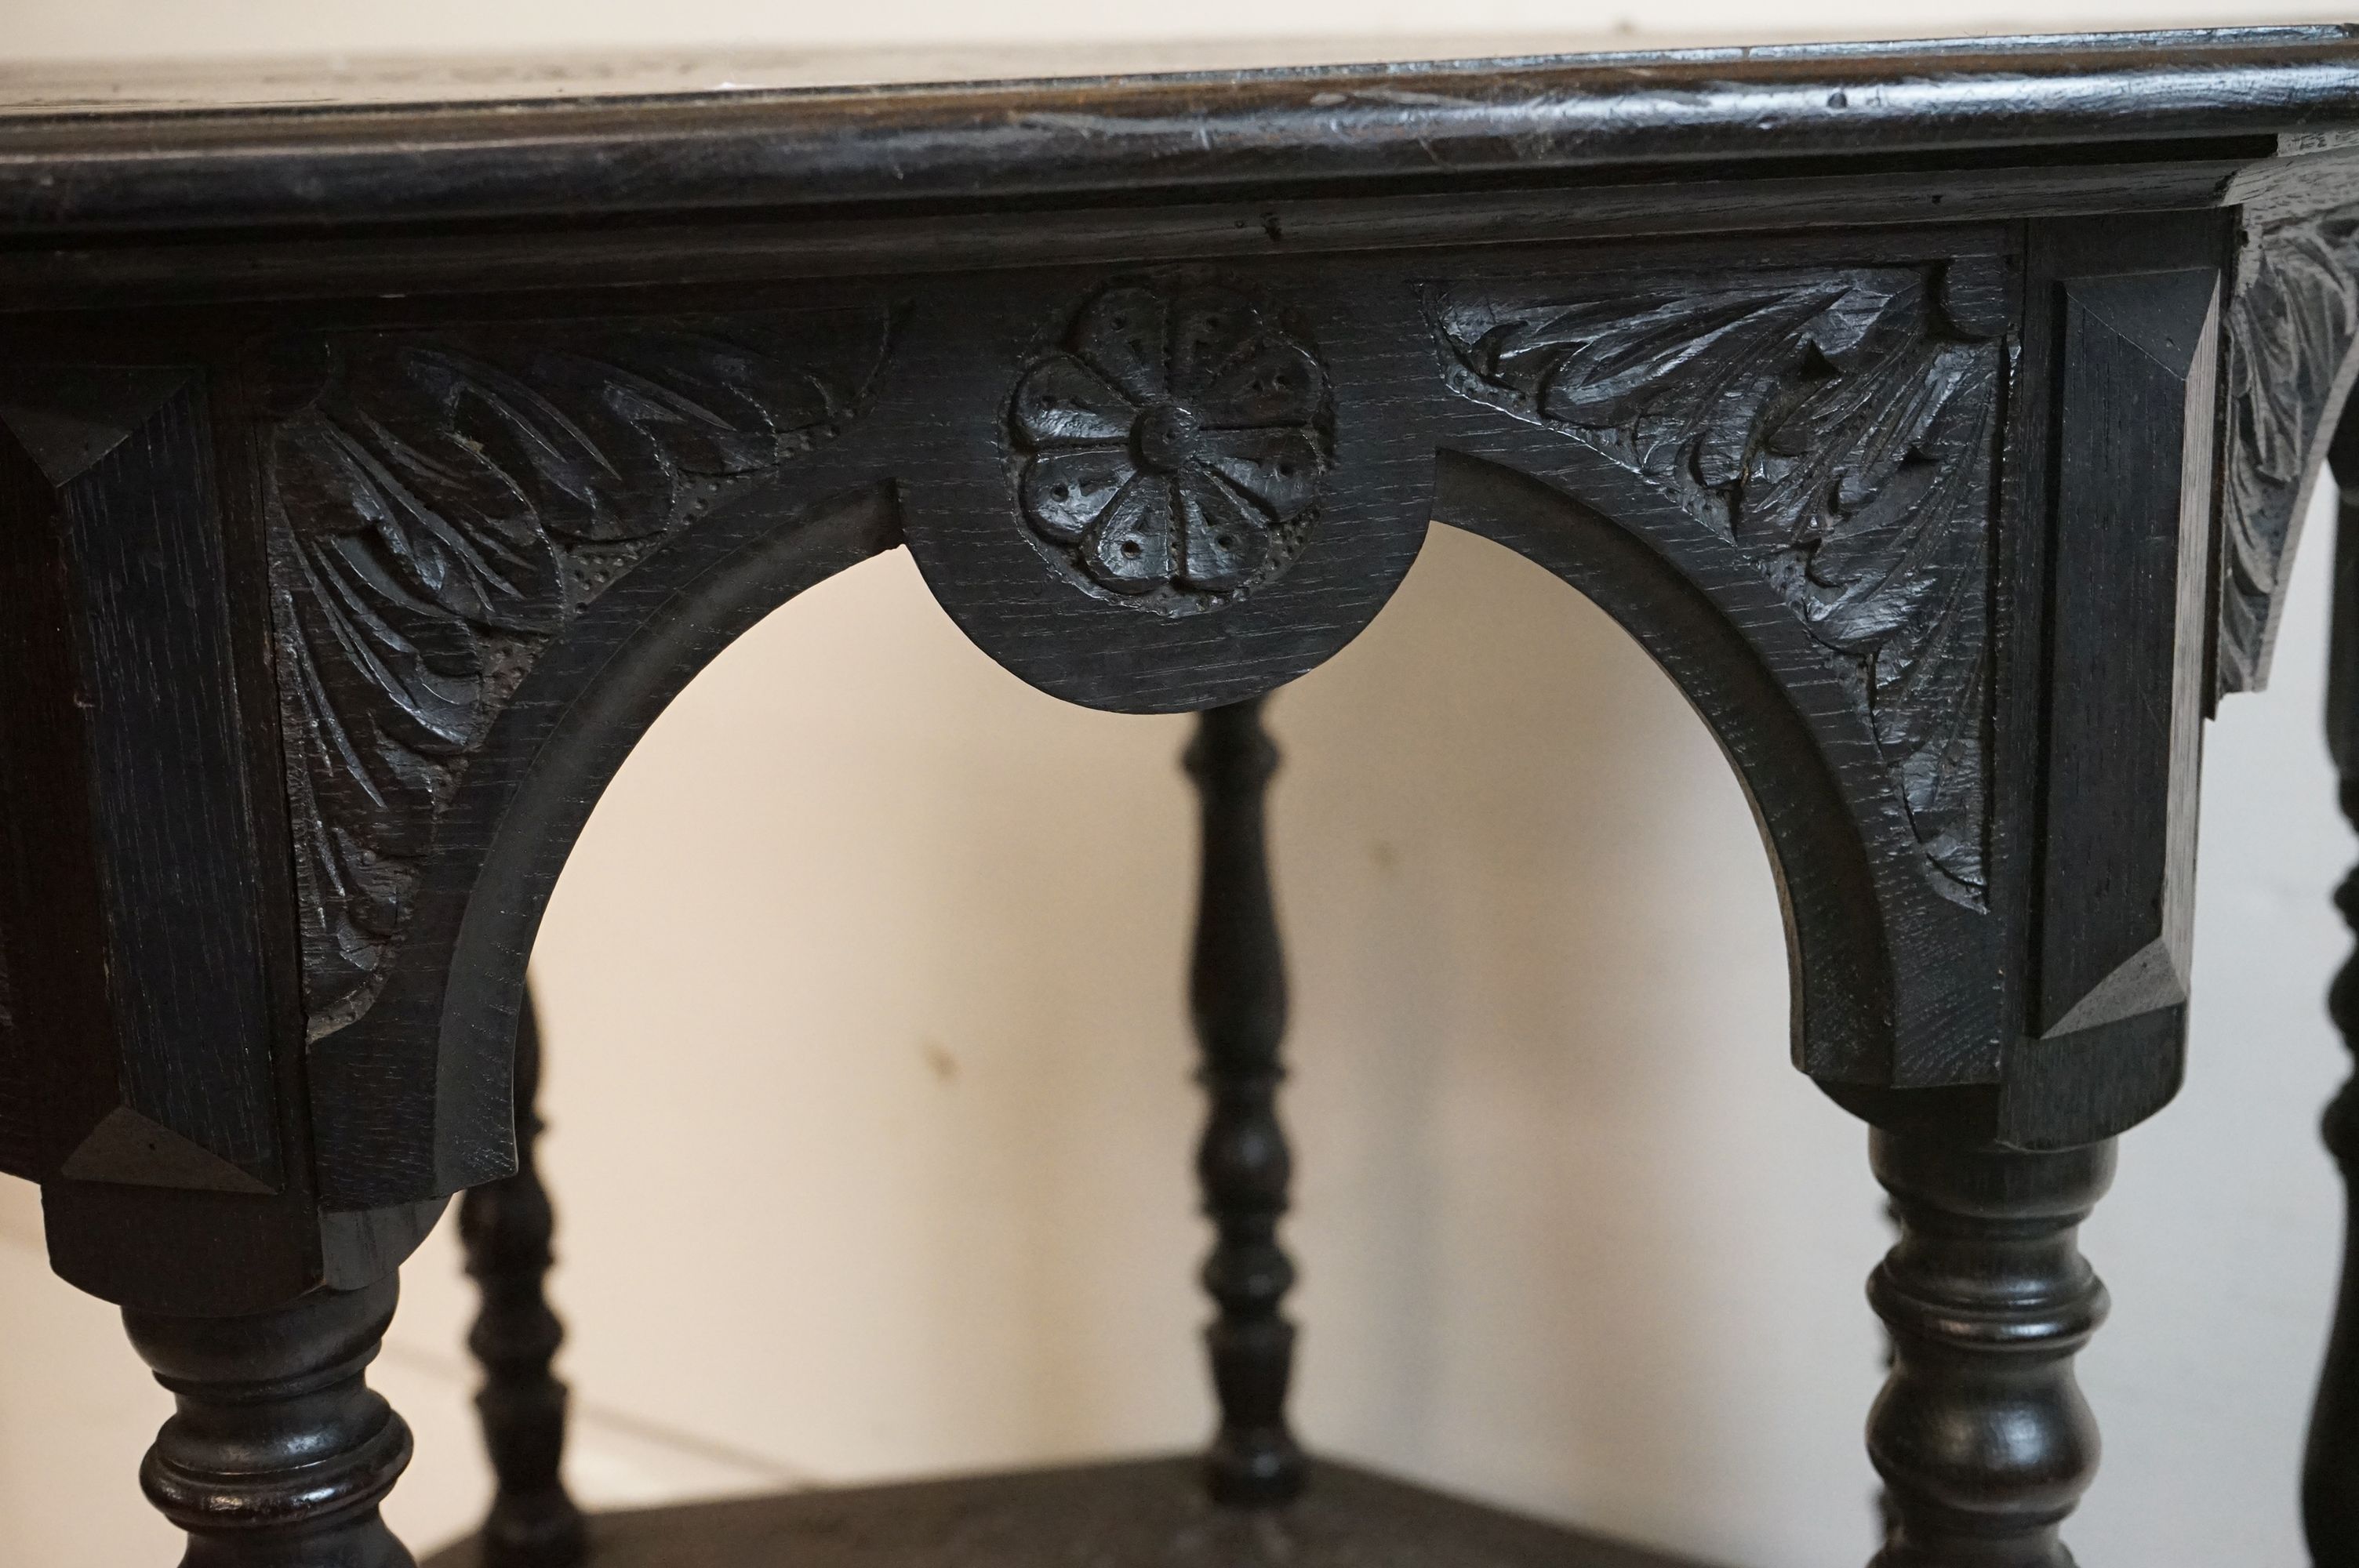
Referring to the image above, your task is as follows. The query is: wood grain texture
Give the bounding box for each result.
[2039,262,2217,1036]
[1430,448,1905,1089]
[1421,233,2024,1095]
[421,1457,1710,1568]
[1,34,2352,1554]
[893,260,1433,717]
[0,153,2283,318]
[0,221,2281,1225]
[276,223,2272,1200]
[1827,214,2231,1156]
[0,28,2352,237]
[0,380,111,1182]
[307,477,904,1207]
[1969,215,2225,1158]
[1430,257,2007,906]
[0,372,281,1192]
[264,309,893,1042]
[58,383,278,1190]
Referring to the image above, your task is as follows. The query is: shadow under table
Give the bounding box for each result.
[420,1457,1712,1568]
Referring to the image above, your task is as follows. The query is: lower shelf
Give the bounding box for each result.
[422,1454,1714,1568]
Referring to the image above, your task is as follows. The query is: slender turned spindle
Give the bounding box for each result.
[2306,414,2359,1566]
[459,1000,587,1568]
[1866,1131,2114,1568]
[124,1277,416,1568]
[1183,698,1307,1507]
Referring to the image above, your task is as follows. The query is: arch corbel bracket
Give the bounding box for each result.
[260,223,2252,1210]
[1416,246,2020,1103]
[2217,198,2359,699]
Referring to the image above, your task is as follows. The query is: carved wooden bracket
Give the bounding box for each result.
[1427,258,2010,909]
[225,241,2037,1204]
[0,223,2267,1215]
[9,38,2358,1568]
[261,310,896,1038]
[2219,198,2359,696]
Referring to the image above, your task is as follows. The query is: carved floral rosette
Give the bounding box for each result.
[1428,260,2013,905]
[1008,281,1334,615]
[264,310,892,1036]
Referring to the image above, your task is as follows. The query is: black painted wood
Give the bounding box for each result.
[1184,699,1305,1505]
[0,70,2335,1234]
[221,225,2121,1214]
[2000,219,2226,1150]
[459,997,585,1568]
[1866,1132,2114,1568]
[0,372,278,1192]
[2041,265,2215,1040]
[124,1277,416,1568]
[2305,407,2359,1566]
[2218,191,2359,700]
[0,154,2290,318]
[310,481,906,1207]
[890,263,1434,716]
[1424,237,2018,1095]
[420,1456,1707,1568]
[0,30,2350,236]
[0,27,2354,1564]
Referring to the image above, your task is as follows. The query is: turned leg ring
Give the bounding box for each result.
[125,1276,415,1568]
[1866,1132,2114,1568]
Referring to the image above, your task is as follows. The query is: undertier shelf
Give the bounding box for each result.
[422,1454,1717,1568]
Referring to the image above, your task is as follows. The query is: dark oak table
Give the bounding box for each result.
[6,25,2359,1568]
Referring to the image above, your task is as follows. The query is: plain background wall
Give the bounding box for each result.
[2,5,2356,1566]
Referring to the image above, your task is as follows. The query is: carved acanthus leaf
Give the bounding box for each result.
[266,311,892,1036]
[2219,206,2359,696]
[1430,261,2010,905]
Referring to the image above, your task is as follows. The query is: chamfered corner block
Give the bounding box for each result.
[0,368,280,1196]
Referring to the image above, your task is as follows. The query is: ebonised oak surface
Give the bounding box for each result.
[419,1457,1711,1568]
[5,25,2357,1568]
[0,27,2351,234]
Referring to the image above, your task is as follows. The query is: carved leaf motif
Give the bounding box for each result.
[267,311,892,1034]
[1431,263,2008,904]
[2219,209,2359,695]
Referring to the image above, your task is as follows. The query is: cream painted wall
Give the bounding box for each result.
[1,5,2355,1567]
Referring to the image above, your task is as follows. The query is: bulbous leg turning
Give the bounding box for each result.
[459,1000,587,1567]
[2304,359,2359,1567]
[1866,1132,2114,1568]
[1185,699,1307,1507]
[124,1276,415,1568]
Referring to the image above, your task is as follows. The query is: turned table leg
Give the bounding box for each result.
[2306,411,2359,1566]
[1866,1132,2114,1568]
[2315,862,2359,1565]
[124,1276,415,1568]
[459,997,587,1568]
[1183,698,1307,1506]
